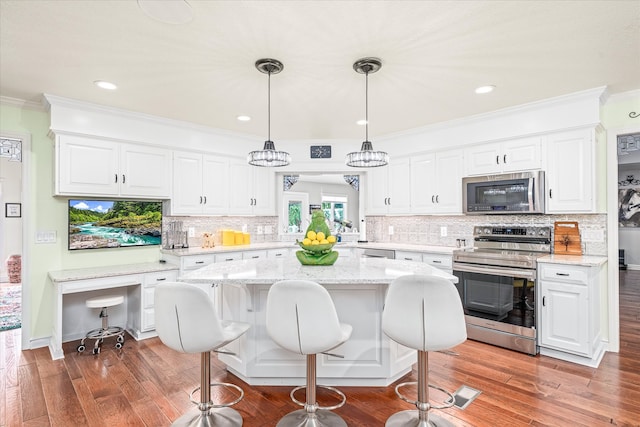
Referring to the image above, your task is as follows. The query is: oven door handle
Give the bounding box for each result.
[453,263,536,280]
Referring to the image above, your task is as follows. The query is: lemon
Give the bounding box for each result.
[311,240,320,245]
[307,230,317,241]
[316,231,325,241]
[302,238,311,245]
[327,235,336,243]
[320,239,329,244]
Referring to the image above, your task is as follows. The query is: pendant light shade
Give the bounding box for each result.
[346,57,389,168]
[248,58,291,167]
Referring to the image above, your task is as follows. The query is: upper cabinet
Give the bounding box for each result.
[172,151,229,215]
[465,137,542,176]
[411,149,463,214]
[228,159,276,216]
[56,134,171,198]
[366,157,411,215]
[545,128,598,213]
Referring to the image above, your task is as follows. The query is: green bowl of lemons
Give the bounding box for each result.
[296,230,339,265]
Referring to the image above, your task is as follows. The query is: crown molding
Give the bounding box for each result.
[0,95,47,111]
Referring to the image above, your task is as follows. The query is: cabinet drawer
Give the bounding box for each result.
[422,253,452,269]
[395,251,422,262]
[243,250,267,260]
[268,248,289,258]
[539,265,588,285]
[215,252,243,262]
[183,255,216,270]
[144,270,178,286]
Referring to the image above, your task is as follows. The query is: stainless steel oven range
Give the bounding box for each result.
[452,225,551,355]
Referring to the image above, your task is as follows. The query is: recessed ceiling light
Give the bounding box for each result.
[138,0,193,25]
[356,119,367,125]
[94,80,117,90]
[475,85,495,94]
[237,115,251,122]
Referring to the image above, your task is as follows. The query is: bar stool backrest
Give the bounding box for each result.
[382,274,467,351]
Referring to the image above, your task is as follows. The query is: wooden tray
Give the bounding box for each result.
[554,221,582,255]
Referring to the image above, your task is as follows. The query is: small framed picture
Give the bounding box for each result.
[5,203,21,218]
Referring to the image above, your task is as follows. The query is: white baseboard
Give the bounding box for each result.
[624,264,640,270]
[30,336,51,350]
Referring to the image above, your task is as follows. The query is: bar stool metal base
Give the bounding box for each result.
[276,408,347,427]
[172,406,243,427]
[385,410,454,427]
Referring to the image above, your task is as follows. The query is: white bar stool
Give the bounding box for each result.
[382,275,467,427]
[155,282,251,427]
[77,294,125,355]
[266,279,353,427]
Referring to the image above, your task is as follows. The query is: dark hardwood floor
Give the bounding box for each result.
[2,270,639,426]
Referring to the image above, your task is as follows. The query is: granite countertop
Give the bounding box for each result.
[538,254,608,267]
[179,256,457,285]
[161,242,459,257]
[48,262,179,283]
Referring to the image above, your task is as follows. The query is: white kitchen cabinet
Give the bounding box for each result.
[215,251,244,262]
[422,252,453,274]
[411,149,463,214]
[172,151,229,215]
[366,157,411,215]
[268,248,290,259]
[464,136,541,175]
[545,128,596,213]
[395,251,422,262]
[538,261,605,366]
[243,250,267,260]
[56,134,171,198]
[229,159,276,215]
[140,270,178,332]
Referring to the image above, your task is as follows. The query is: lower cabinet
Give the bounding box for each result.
[140,270,178,333]
[538,261,605,366]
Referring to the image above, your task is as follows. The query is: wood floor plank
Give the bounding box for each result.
[71,377,106,427]
[17,363,48,422]
[40,372,88,426]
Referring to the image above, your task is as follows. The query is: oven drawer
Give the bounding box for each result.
[539,264,588,285]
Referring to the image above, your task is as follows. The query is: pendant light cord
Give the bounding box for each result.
[365,69,369,142]
[267,69,271,142]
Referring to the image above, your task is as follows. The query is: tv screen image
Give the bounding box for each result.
[68,199,162,250]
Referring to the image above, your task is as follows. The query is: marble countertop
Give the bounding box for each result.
[538,254,608,267]
[48,262,179,283]
[179,256,458,285]
[161,241,459,257]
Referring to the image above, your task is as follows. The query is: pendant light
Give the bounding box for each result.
[346,57,389,168]
[248,58,291,167]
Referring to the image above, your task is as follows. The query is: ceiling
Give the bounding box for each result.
[1,1,639,142]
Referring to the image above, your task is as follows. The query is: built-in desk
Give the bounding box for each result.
[48,263,178,360]
[179,256,457,386]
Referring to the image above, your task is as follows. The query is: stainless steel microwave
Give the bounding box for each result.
[462,171,545,214]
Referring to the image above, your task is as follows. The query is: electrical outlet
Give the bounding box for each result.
[188,227,195,238]
[256,226,263,235]
[388,226,394,235]
[265,225,272,235]
[440,226,447,237]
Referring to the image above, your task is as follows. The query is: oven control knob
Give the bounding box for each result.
[539,229,548,237]
[483,228,491,234]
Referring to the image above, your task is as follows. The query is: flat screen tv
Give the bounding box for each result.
[68,199,162,250]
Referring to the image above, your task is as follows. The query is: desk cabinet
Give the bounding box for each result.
[136,270,178,333]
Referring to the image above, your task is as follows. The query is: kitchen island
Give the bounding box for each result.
[179,256,457,386]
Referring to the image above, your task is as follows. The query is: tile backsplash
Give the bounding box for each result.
[164,213,607,256]
[365,214,608,256]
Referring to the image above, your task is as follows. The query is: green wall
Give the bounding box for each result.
[1,104,161,341]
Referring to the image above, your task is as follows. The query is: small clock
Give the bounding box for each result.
[310,145,332,159]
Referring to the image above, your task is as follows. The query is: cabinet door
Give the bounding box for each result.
[410,153,437,213]
[540,280,589,356]
[464,142,501,175]
[388,158,411,214]
[172,151,204,215]
[502,137,541,172]
[201,155,230,214]
[395,251,422,262]
[229,160,254,215]
[120,143,172,198]
[366,166,390,214]
[433,149,463,213]
[546,129,594,213]
[252,166,276,215]
[57,135,119,196]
